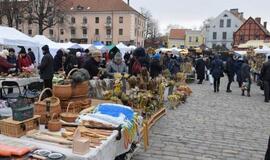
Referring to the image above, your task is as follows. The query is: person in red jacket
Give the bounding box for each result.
[0,51,15,73]
[17,47,32,71]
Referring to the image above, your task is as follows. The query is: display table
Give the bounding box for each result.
[0,76,42,88]
[0,127,135,160]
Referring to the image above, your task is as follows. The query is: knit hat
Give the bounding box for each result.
[18,46,26,54]
[41,45,49,52]
[92,50,102,58]
[114,52,122,61]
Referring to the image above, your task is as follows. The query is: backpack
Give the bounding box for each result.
[132,58,142,74]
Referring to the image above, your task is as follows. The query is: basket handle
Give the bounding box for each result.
[38,88,53,102]
[66,102,75,113]
[51,113,57,120]
[67,68,79,79]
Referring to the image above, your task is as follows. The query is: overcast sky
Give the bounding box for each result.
[128,0,270,34]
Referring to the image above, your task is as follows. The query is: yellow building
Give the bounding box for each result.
[185,30,204,48]
[168,29,186,48]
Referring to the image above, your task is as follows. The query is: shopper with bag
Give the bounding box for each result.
[225,54,235,92]
[240,58,251,97]
[210,55,224,92]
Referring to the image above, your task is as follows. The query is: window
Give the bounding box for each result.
[212,43,216,48]
[59,17,64,24]
[28,18,32,25]
[60,29,64,35]
[48,17,53,26]
[119,17,123,23]
[71,17,75,24]
[95,17,99,23]
[240,35,244,42]
[213,32,217,40]
[49,29,53,35]
[95,29,99,35]
[119,29,123,35]
[220,19,224,28]
[60,40,64,43]
[196,37,199,42]
[106,29,111,35]
[227,19,231,27]
[82,28,87,35]
[106,16,111,24]
[28,29,32,35]
[189,36,192,42]
[83,17,87,24]
[71,28,76,35]
[222,32,227,40]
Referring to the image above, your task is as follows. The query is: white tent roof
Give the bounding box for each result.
[0,26,38,47]
[56,42,82,49]
[255,45,270,54]
[95,45,107,53]
[117,42,130,54]
[128,45,136,51]
[79,44,94,50]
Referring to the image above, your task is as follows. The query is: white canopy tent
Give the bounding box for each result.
[128,45,136,51]
[33,35,60,58]
[116,42,130,54]
[79,44,94,50]
[255,45,270,54]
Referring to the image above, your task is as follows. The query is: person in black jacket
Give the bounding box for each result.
[225,54,235,92]
[27,48,36,64]
[261,56,270,102]
[38,45,54,89]
[240,59,251,97]
[83,50,102,79]
[210,55,224,92]
[195,55,205,84]
[53,49,65,73]
[150,53,162,78]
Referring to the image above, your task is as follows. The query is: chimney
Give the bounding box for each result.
[255,17,261,24]
[239,12,244,19]
[264,22,267,29]
[127,0,130,5]
[230,8,239,14]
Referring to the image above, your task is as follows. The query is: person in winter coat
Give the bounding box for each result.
[195,55,205,84]
[76,52,84,68]
[0,51,15,73]
[234,58,244,88]
[53,49,65,73]
[150,53,162,78]
[240,59,251,97]
[260,56,270,102]
[38,45,54,89]
[129,47,150,75]
[18,47,32,71]
[225,54,235,92]
[106,52,127,78]
[83,50,102,79]
[7,48,17,73]
[27,48,36,64]
[168,55,180,76]
[210,55,224,92]
[64,52,79,75]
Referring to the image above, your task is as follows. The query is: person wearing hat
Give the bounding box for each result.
[150,53,162,78]
[18,47,32,71]
[225,53,236,92]
[0,50,15,73]
[83,50,102,79]
[7,48,18,73]
[38,45,54,89]
[261,55,270,102]
[106,52,127,78]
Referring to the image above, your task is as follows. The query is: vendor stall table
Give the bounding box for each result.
[0,77,42,88]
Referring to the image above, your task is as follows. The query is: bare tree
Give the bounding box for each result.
[140,7,160,39]
[25,0,66,35]
[0,0,26,28]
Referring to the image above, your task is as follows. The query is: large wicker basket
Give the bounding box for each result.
[34,88,61,124]
[53,83,72,100]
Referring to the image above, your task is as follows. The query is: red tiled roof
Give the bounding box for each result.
[169,29,187,40]
[60,0,137,13]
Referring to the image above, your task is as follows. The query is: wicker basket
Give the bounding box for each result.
[60,102,78,123]
[34,88,61,124]
[60,97,91,113]
[53,84,72,100]
[48,113,62,132]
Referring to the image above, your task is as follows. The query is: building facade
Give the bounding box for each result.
[185,30,204,48]
[204,9,244,49]
[168,29,186,48]
[0,0,145,46]
[233,17,270,47]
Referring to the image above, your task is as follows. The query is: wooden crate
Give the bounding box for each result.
[0,115,40,138]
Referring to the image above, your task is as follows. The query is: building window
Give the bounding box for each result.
[95,17,99,23]
[196,37,199,42]
[28,18,32,25]
[222,32,227,40]
[106,16,112,24]
[95,29,99,35]
[71,28,76,35]
[59,17,64,24]
[71,17,75,24]
[82,28,87,35]
[28,29,32,35]
[119,29,123,35]
[227,19,231,27]
[220,19,224,28]
[240,35,244,42]
[83,17,87,24]
[213,32,217,40]
[189,36,192,42]
[212,43,216,48]
[106,29,111,35]
[60,29,64,35]
[49,29,53,35]
[60,40,64,43]
[119,17,123,23]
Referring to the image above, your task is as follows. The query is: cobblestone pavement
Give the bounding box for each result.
[133,79,270,160]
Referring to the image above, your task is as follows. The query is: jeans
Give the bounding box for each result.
[227,75,234,91]
[214,78,220,91]
[264,81,270,101]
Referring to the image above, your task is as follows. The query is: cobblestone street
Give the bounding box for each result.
[133,79,270,160]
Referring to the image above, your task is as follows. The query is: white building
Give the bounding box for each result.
[204,9,245,49]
